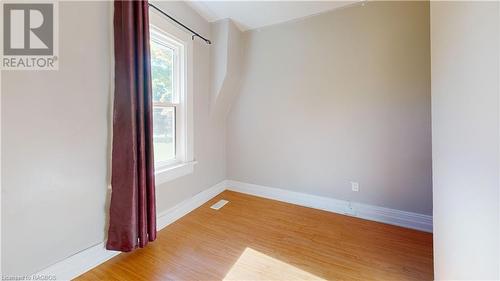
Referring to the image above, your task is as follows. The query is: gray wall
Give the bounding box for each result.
[227,1,432,215]
[1,1,225,275]
[210,19,244,122]
[431,1,500,279]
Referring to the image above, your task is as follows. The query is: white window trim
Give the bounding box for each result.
[155,161,197,185]
[150,10,195,185]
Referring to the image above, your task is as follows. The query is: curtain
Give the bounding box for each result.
[107,0,156,252]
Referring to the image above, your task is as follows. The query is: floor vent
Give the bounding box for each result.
[210,199,229,210]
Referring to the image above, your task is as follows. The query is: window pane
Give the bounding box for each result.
[153,106,175,164]
[151,39,175,103]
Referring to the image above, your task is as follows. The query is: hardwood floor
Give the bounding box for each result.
[75,191,433,281]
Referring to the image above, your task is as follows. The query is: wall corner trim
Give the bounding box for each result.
[226,180,433,233]
[34,180,228,281]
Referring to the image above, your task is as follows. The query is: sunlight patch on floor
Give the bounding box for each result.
[223,247,326,281]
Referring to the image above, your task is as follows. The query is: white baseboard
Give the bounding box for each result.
[156,180,227,229]
[36,242,119,281]
[34,179,431,280]
[226,180,433,233]
[35,180,227,281]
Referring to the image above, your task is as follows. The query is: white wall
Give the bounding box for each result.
[431,1,500,279]
[1,1,225,276]
[151,0,226,214]
[227,1,432,215]
[210,20,229,110]
[210,19,244,121]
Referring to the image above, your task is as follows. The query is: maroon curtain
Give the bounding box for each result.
[106,0,156,252]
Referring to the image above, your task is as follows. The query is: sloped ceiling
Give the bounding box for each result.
[186,1,357,31]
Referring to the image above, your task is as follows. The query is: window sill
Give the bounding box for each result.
[155,161,197,185]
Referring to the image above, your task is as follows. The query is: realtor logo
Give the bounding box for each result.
[4,3,53,55]
[1,2,58,70]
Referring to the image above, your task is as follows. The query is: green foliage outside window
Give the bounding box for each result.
[151,40,173,103]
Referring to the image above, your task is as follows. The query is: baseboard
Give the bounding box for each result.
[226,180,433,233]
[35,180,227,281]
[34,179,431,280]
[156,180,227,229]
[36,242,119,281]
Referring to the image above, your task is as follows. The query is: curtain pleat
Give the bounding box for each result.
[106,0,156,252]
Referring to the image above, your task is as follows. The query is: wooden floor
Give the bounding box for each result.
[76,191,433,281]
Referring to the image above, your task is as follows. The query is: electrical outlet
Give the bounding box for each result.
[350,181,359,192]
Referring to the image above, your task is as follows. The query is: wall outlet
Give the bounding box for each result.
[350,181,359,192]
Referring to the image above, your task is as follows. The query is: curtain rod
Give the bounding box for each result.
[148,3,212,45]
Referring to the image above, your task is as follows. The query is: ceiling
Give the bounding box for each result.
[186,1,357,31]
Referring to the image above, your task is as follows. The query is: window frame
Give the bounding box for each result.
[150,31,181,168]
[149,10,195,185]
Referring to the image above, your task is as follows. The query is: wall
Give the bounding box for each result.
[151,1,225,215]
[210,20,229,110]
[431,1,500,279]
[227,1,432,215]
[1,1,225,276]
[210,19,244,121]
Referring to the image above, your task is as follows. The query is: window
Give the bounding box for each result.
[151,31,180,165]
[149,18,194,184]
